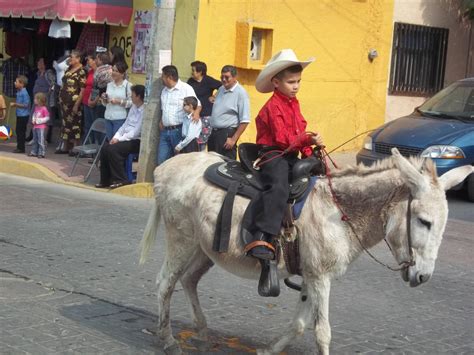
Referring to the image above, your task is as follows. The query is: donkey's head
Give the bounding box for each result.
[385,148,473,287]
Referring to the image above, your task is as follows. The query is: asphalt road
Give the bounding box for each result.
[0,173,473,354]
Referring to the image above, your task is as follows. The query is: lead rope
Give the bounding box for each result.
[322,148,412,272]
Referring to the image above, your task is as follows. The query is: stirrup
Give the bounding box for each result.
[258,259,280,297]
[244,240,276,260]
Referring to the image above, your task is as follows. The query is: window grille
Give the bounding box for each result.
[389,22,449,96]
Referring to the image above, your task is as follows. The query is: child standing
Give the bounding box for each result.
[10,75,30,153]
[174,96,202,154]
[29,93,50,158]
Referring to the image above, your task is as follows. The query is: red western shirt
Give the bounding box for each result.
[256,90,313,156]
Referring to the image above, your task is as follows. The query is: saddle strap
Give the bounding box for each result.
[213,181,240,253]
[282,237,302,276]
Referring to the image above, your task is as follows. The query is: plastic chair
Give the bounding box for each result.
[126,153,139,182]
[69,118,107,182]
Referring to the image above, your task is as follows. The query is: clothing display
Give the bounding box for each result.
[76,24,105,53]
[48,19,71,39]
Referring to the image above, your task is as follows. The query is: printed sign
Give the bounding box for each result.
[132,10,153,74]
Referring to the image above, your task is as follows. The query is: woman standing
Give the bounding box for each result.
[82,51,98,142]
[101,61,132,140]
[56,49,86,155]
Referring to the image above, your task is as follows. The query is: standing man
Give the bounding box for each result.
[208,65,250,160]
[158,65,201,164]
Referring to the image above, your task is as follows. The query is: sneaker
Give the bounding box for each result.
[28,153,37,157]
[38,155,45,159]
[12,149,25,153]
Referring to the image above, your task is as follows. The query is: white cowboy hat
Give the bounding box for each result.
[255,49,315,93]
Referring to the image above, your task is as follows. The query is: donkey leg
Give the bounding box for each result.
[180,248,214,344]
[156,227,198,354]
[307,278,332,355]
[258,284,315,354]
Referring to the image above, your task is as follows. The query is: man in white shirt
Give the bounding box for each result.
[96,85,145,189]
[158,65,201,164]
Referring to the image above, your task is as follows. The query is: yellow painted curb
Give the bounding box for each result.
[0,156,153,199]
[111,182,154,198]
[0,156,64,184]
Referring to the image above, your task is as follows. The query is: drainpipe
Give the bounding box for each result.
[137,0,176,183]
[466,22,473,78]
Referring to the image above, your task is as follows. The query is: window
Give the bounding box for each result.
[389,22,449,96]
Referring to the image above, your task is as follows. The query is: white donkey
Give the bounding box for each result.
[140,148,473,354]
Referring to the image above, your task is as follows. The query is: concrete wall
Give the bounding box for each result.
[386,0,474,122]
[193,0,395,152]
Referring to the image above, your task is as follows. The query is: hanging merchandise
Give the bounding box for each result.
[76,24,105,53]
[38,20,52,36]
[48,19,71,39]
[5,32,31,58]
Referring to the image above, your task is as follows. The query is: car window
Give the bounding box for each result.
[419,82,474,118]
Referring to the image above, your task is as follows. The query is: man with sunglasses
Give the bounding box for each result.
[207,65,250,160]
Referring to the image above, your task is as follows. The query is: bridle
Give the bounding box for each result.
[323,150,416,272]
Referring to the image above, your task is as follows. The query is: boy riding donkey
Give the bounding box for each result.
[244,49,324,294]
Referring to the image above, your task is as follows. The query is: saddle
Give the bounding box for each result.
[204,143,325,297]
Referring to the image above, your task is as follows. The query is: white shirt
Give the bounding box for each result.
[175,113,202,151]
[53,59,69,86]
[104,80,132,121]
[161,79,200,127]
[114,103,145,142]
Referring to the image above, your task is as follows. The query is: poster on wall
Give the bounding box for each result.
[132,10,153,74]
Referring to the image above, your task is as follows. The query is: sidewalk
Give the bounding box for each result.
[0,131,357,198]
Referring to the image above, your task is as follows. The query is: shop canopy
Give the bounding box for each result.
[0,0,133,26]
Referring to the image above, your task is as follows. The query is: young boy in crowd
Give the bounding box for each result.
[10,75,31,153]
[174,96,202,154]
[244,49,323,261]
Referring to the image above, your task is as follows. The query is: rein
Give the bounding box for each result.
[322,149,416,272]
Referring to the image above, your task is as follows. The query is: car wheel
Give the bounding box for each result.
[467,173,474,202]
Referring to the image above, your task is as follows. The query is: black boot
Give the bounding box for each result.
[245,231,275,260]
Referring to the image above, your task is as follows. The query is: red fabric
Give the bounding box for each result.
[256,90,314,156]
[37,20,51,35]
[76,24,105,53]
[82,69,95,104]
[5,32,31,58]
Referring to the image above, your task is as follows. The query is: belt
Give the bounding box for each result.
[163,124,182,130]
[212,127,237,132]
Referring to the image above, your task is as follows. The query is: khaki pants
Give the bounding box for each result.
[3,96,17,129]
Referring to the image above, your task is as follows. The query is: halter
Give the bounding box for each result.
[323,150,416,272]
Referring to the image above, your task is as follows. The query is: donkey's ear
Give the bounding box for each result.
[438,165,474,191]
[391,148,427,194]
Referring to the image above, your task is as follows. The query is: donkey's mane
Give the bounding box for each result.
[329,155,428,178]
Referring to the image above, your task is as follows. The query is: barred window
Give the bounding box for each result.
[389,22,449,96]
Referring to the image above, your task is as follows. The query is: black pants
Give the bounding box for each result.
[247,152,298,236]
[16,115,29,152]
[181,138,199,153]
[99,139,140,185]
[207,127,237,160]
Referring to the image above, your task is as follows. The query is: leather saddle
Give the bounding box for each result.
[204,143,325,297]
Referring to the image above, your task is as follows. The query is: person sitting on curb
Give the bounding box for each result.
[95,84,145,190]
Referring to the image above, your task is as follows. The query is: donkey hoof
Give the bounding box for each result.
[164,343,183,355]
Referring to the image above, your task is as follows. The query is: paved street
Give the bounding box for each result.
[0,173,473,354]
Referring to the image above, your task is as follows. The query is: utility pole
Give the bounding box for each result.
[137,0,176,183]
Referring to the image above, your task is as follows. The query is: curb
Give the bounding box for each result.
[0,156,153,199]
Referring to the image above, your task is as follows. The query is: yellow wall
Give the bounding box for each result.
[194,0,395,152]
[108,0,154,86]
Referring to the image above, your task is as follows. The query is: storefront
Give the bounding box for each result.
[0,0,133,126]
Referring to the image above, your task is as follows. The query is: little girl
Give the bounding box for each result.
[29,93,50,158]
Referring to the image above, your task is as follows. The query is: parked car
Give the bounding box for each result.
[356,78,474,201]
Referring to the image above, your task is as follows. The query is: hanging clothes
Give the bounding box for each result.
[5,32,31,58]
[76,24,106,53]
[48,19,71,39]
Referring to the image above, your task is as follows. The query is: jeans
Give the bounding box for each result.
[83,105,97,143]
[157,127,182,165]
[31,128,46,156]
[105,119,126,141]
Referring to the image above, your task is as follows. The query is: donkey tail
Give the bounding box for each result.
[139,199,161,265]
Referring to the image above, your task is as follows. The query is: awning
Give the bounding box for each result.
[0,0,133,26]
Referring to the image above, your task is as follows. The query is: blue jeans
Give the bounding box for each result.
[105,119,126,141]
[83,105,97,143]
[31,128,46,156]
[157,127,182,165]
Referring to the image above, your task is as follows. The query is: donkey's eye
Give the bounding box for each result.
[418,218,432,230]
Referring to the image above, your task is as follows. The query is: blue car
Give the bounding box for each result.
[356,78,474,201]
